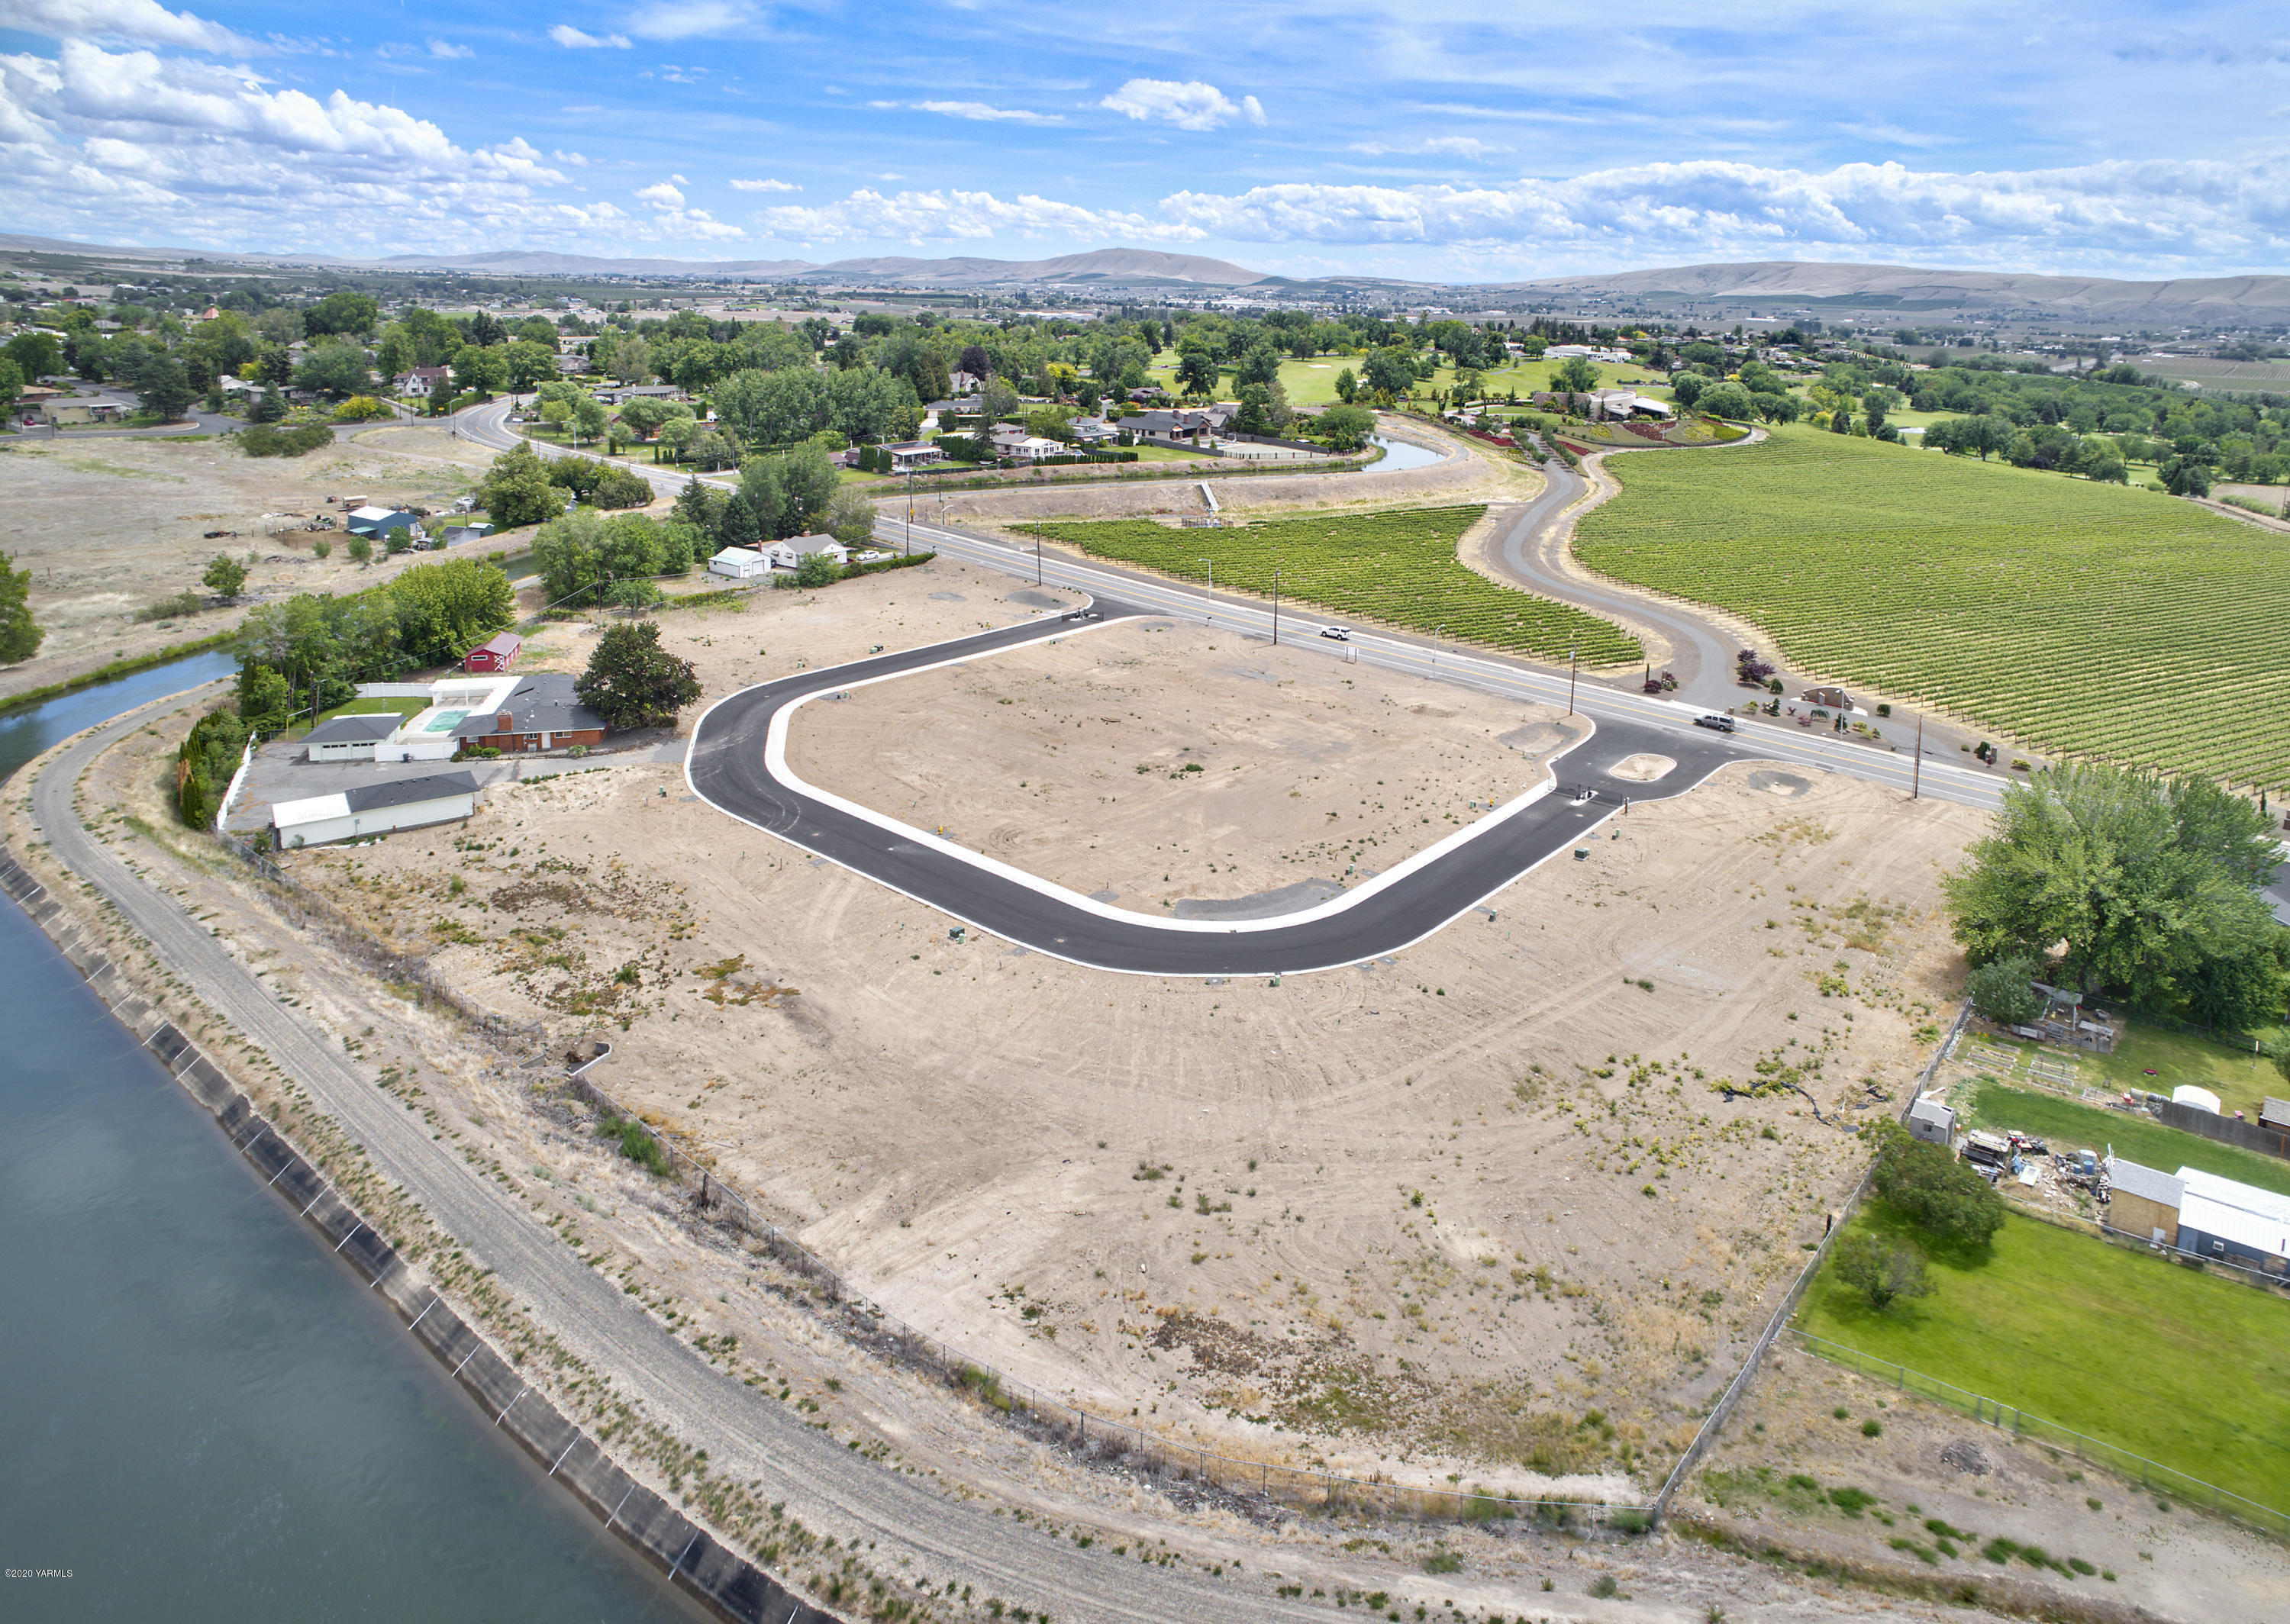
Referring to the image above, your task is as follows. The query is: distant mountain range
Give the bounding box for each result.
[1498,260,2290,324]
[6,232,2287,321]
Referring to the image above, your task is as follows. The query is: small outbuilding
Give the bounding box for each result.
[439,522,495,546]
[1800,686,1856,712]
[708,546,772,581]
[2105,1157,2184,1245]
[302,711,404,763]
[2172,1084,2222,1115]
[270,770,479,848]
[463,631,521,673]
[1905,1095,1957,1147]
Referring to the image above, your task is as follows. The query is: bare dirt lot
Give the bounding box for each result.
[0,424,549,704]
[249,556,1996,1503]
[786,619,1581,907]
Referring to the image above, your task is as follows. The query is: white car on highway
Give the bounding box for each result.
[1318,625,1352,641]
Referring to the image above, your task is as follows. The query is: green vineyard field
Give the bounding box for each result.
[1574,427,2290,788]
[1019,506,1643,665]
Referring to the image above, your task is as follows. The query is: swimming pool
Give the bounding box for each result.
[421,709,469,733]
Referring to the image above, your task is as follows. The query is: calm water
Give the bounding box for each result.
[1366,434,1443,472]
[0,660,697,1622]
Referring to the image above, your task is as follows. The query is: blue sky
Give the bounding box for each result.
[2,0,2287,281]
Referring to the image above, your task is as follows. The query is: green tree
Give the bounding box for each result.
[1315,404,1376,451]
[576,620,700,728]
[532,509,608,605]
[2160,455,2212,498]
[389,559,516,666]
[0,357,20,414]
[792,549,843,588]
[1550,356,1601,396]
[1332,366,1358,404]
[133,354,196,420]
[1232,343,1282,391]
[202,553,248,598]
[1944,762,2285,1022]
[1865,1122,2006,1249]
[570,394,608,444]
[293,340,372,398]
[476,442,563,528]
[346,534,373,563]
[1830,1232,1934,1311]
[453,343,507,398]
[1361,346,1418,399]
[824,485,878,548]
[1695,381,1755,420]
[1964,951,2046,1026]
[503,339,560,398]
[302,290,379,338]
[0,549,42,664]
[1176,350,1219,398]
[1022,404,1073,443]
[235,662,295,733]
[4,330,63,382]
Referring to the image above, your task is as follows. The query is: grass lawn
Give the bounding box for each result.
[274,694,429,743]
[1127,443,1217,463]
[1979,1023,2286,1120]
[1963,1078,2290,1197]
[1020,506,1640,665]
[1572,425,2290,786]
[1798,1204,2290,1512]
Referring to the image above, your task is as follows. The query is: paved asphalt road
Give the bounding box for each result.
[24,691,1336,1624]
[690,597,1748,975]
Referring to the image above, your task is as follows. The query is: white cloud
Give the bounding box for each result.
[911,99,1064,124]
[0,0,253,53]
[0,37,737,253]
[547,24,630,48]
[634,179,684,208]
[1152,156,2290,269]
[751,185,1203,244]
[426,38,473,60]
[1098,78,1262,132]
[729,176,798,192]
[1350,136,1498,159]
[624,1,750,40]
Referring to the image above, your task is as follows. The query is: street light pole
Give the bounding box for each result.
[1271,566,1281,646]
[1036,535,1043,586]
[1567,643,1578,716]
[1198,556,1212,618]
[904,469,913,556]
[1912,712,1924,801]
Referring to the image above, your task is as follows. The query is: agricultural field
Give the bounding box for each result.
[1018,505,1643,664]
[1574,426,2290,787]
[1796,1205,2290,1516]
[1962,1079,2290,1199]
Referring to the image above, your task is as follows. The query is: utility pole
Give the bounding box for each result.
[904,469,913,555]
[1271,566,1282,646]
[1912,712,1924,801]
[1036,535,1043,586]
[1567,643,1578,716]
[1198,556,1212,618]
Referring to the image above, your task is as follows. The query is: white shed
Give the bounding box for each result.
[1905,1095,1957,1146]
[270,769,479,848]
[708,546,771,581]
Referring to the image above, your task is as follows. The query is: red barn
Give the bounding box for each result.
[463,632,521,673]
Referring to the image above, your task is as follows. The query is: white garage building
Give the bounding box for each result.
[270,770,479,848]
[302,712,406,762]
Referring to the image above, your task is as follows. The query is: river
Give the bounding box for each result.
[0,659,698,1622]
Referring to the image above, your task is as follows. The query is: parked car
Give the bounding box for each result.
[1318,625,1351,641]
[1694,714,1737,733]
[1063,608,1102,621]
